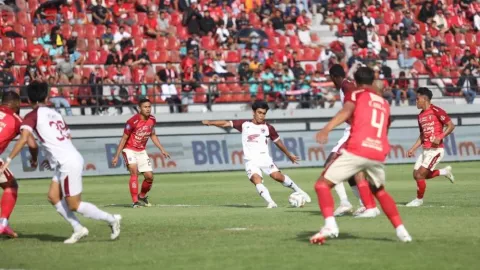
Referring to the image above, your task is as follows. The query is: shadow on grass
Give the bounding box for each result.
[103,204,134,208]
[295,231,395,243]
[285,210,322,215]
[221,204,257,208]
[17,233,66,242]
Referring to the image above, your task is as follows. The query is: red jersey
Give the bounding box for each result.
[0,106,22,155]
[417,104,451,149]
[344,88,391,162]
[340,78,356,103]
[124,114,156,151]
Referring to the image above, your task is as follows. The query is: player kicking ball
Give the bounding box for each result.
[112,98,170,208]
[202,100,311,208]
[405,88,455,207]
[0,92,38,238]
[0,81,121,244]
[310,67,412,244]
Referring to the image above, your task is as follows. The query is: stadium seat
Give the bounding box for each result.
[166,36,179,50]
[394,10,403,24]
[169,51,180,62]
[61,24,72,39]
[413,61,428,74]
[455,33,465,46]
[76,38,87,52]
[14,51,28,65]
[17,11,29,25]
[86,51,99,65]
[278,36,287,48]
[16,0,27,11]
[444,33,455,47]
[226,51,240,63]
[311,33,320,43]
[131,25,143,37]
[148,51,160,63]
[305,63,315,74]
[84,24,97,39]
[194,88,207,103]
[134,37,144,48]
[200,36,216,50]
[87,38,99,51]
[384,11,395,25]
[176,26,189,40]
[73,24,86,38]
[96,25,106,38]
[158,50,169,63]
[1,38,14,52]
[289,36,301,49]
[14,38,27,51]
[13,24,24,36]
[377,24,389,36]
[169,12,181,26]
[465,32,475,46]
[24,23,36,37]
[303,48,315,61]
[98,50,108,64]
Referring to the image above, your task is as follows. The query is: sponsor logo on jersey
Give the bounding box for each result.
[247,134,260,142]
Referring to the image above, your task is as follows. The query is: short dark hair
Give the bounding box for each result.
[329,64,346,78]
[138,98,151,106]
[417,87,433,101]
[27,81,49,103]
[252,100,269,112]
[1,91,20,104]
[354,66,375,85]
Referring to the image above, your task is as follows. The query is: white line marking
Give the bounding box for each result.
[224,228,247,231]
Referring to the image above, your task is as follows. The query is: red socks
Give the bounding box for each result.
[129,175,139,203]
[139,180,153,198]
[0,187,18,219]
[416,179,426,199]
[375,189,403,228]
[357,179,377,209]
[314,181,334,218]
[426,170,440,179]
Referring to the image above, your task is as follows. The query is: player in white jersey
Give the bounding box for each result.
[0,81,122,244]
[202,100,311,208]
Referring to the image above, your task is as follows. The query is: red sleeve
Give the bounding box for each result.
[230,120,246,131]
[267,123,280,142]
[124,117,136,136]
[21,109,38,132]
[432,105,451,124]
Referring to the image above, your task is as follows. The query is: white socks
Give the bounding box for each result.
[325,216,338,228]
[54,200,83,232]
[334,183,350,205]
[77,202,115,224]
[0,218,8,226]
[350,185,364,206]
[255,184,275,204]
[282,175,300,192]
[439,169,447,175]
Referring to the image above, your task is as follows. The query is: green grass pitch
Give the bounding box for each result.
[1,162,480,270]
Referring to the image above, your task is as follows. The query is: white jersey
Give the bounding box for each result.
[230,120,280,161]
[332,79,355,153]
[21,106,83,169]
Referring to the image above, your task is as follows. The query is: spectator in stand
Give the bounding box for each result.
[347,47,363,68]
[411,43,425,59]
[61,0,83,25]
[0,13,22,38]
[432,9,449,34]
[270,10,286,35]
[298,25,316,47]
[449,9,470,34]
[156,61,178,83]
[474,10,480,31]
[398,44,417,69]
[285,4,300,24]
[36,53,53,81]
[259,0,274,24]
[318,47,335,74]
[91,1,112,25]
[158,0,175,12]
[48,76,73,116]
[161,78,181,113]
[33,2,62,25]
[56,53,81,87]
[261,66,275,95]
[249,56,261,73]
[187,35,201,59]
[3,52,14,69]
[215,21,230,48]
[77,76,97,115]
[460,48,474,67]
[0,52,6,68]
[292,61,305,79]
[324,9,341,31]
[363,11,376,27]
[387,23,403,50]
[50,26,65,48]
[180,65,196,113]
[105,48,121,66]
[418,1,436,23]
[144,10,163,38]
[136,0,149,13]
[457,68,477,104]
[248,71,261,101]
[183,3,202,35]
[390,0,406,11]
[236,11,250,30]
[101,26,115,51]
[66,32,85,66]
[113,0,135,26]
[354,23,368,48]
[89,67,104,112]
[392,71,416,106]
[202,53,215,77]
[206,74,220,112]
[213,52,234,77]
[37,28,53,51]
[296,73,311,109]
[0,66,15,92]
[49,42,64,62]
[157,10,171,36]
[401,10,415,33]
[238,56,250,82]
[113,26,133,52]
[137,48,151,63]
[200,10,216,36]
[24,58,41,82]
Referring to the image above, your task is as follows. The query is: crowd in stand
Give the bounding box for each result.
[0,0,479,116]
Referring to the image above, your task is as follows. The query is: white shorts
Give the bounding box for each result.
[0,158,15,184]
[52,163,83,197]
[245,158,280,180]
[122,149,153,173]
[414,148,445,171]
[331,127,350,153]
[323,150,385,188]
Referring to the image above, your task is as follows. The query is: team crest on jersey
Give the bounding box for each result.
[440,115,445,121]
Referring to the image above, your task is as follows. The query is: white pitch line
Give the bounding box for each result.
[396,204,455,208]
[224,228,247,231]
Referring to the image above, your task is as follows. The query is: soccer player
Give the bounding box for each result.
[111,98,170,208]
[0,92,38,238]
[202,100,311,208]
[405,87,455,207]
[0,81,122,244]
[310,67,412,244]
[327,64,379,217]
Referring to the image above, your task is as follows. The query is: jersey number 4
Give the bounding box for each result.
[371,108,385,138]
[49,120,69,141]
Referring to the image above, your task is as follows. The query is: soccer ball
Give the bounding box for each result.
[289,192,306,208]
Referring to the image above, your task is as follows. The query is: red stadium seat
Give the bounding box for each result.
[200,36,216,50]
[134,37,144,48]
[1,38,14,52]
[176,26,189,40]
[394,10,403,24]
[166,36,179,50]
[170,12,181,26]
[86,51,99,65]
[305,63,315,74]
[303,48,315,61]
[194,88,207,103]
[24,23,36,37]
[96,25,106,38]
[73,24,85,38]
[76,38,87,52]
[13,24,24,36]
[311,33,320,43]
[444,33,455,47]
[455,33,465,46]
[98,50,108,64]
[289,36,301,49]
[226,51,240,63]
[131,25,143,37]
[384,11,395,25]
[413,61,427,74]
[148,51,160,63]
[14,51,28,65]
[61,24,72,39]
[87,38,99,51]
[158,50,169,63]
[377,24,389,36]
[17,11,29,24]
[465,32,475,46]
[14,38,26,51]
[146,40,157,52]
[84,24,97,39]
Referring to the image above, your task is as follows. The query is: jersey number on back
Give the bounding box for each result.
[371,108,385,138]
[49,120,69,141]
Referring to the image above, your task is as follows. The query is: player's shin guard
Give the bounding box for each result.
[0,187,18,220]
[255,184,274,204]
[416,180,426,199]
[129,175,139,203]
[281,175,300,192]
[356,180,376,209]
[54,199,83,232]
[139,180,153,198]
[314,181,334,219]
[374,189,403,228]
[77,202,115,223]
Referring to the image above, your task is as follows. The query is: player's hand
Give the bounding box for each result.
[316,130,329,145]
[0,160,10,175]
[288,154,300,164]
[431,136,441,145]
[407,149,415,158]
[112,156,119,167]
[202,120,210,126]
[161,151,171,159]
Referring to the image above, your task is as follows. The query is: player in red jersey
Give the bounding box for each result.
[0,92,38,238]
[112,99,171,208]
[327,64,379,218]
[405,88,455,207]
[310,67,412,244]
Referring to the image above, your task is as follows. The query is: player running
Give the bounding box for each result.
[111,98,170,208]
[327,64,379,218]
[202,100,311,208]
[310,67,412,244]
[0,81,121,244]
[405,87,455,207]
[0,92,38,238]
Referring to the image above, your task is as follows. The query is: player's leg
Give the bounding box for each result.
[246,162,276,208]
[0,171,18,238]
[138,150,154,207]
[268,165,311,203]
[325,152,352,216]
[364,163,412,242]
[353,171,380,218]
[122,149,142,207]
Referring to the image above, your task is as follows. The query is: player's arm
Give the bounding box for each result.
[27,134,39,167]
[433,109,455,144]
[316,101,355,144]
[0,129,32,173]
[407,135,422,157]
[150,129,170,158]
[440,120,455,140]
[274,139,299,164]
[202,120,231,128]
[112,133,129,166]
